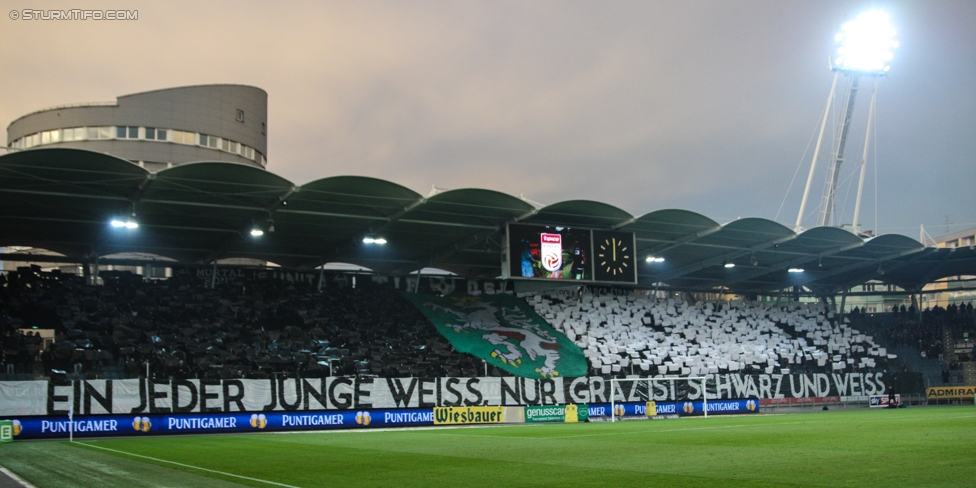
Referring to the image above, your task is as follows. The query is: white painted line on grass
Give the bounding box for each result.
[76,442,299,488]
[0,465,38,488]
[427,412,976,440]
[263,423,524,436]
[430,421,776,439]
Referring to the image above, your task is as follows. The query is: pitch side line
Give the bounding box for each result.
[0,466,38,488]
[76,442,299,488]
[428,412,976,440]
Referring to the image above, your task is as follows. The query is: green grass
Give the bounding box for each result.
[1,407,974,487]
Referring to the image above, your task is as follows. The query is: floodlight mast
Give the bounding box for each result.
[818,75,861,228]
[795,11,896,233]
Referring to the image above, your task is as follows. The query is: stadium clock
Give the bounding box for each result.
[592,230,636,283]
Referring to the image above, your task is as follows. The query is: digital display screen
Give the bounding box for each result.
[592,230,637,284]
[507,224,591,280]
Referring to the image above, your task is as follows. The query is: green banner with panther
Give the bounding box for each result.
[402,293,588,378]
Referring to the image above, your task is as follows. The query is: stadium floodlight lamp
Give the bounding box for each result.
[788,268,804,273]
[832,10,898,74]
[250,228,264,237]
[111,219,138,229]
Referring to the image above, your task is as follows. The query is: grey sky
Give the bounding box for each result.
[2,0,974,238]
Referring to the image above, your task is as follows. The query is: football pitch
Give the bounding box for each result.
[1,407,973,487]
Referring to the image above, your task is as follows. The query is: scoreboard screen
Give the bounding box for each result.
[507,224,591,280]
[504,224,637,284]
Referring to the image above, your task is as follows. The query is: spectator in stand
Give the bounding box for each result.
[0,267,485,380]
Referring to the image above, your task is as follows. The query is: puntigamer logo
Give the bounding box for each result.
[133,417,151,432]
[355,411,371,426]
[433,406,504,425]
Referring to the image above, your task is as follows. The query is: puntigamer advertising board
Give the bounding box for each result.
[1,400,760,439]
[6,408,434,439]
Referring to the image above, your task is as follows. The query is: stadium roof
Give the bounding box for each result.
[2,148,974,294]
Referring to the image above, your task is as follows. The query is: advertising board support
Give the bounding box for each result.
[69,379,74,442]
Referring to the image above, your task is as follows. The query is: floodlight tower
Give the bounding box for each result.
[795,11,898,232]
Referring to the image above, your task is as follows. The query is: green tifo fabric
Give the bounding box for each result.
[401,293,588,378]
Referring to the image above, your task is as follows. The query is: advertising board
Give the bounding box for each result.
[926,386,976,400]
[525,405,567,423]
[868,394,901,407]
[4,408,435,440]
[433,406,504,425]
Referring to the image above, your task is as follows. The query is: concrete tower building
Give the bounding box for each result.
[6,84,267,171]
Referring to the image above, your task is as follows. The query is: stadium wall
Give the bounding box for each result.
[1,373,891,417]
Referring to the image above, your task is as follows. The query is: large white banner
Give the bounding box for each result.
[0,373,888,417]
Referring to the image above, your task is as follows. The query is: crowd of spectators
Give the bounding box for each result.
[851,302,976,360]
[3,265,973,383]
[849,302,975,384]
[528,290,896,377]
[1,267,486,381]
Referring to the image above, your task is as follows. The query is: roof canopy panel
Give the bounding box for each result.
[284,175,422,218]
[1,148,966,292]
[523,200,633,228]
[625,209,720,247]
[149,162,294,207]
[405,188,534,227]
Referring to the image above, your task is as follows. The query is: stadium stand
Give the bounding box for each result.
[2,266,968,383]
[848,304,975,385]
[524,290,898,377]
[0,268,488,381]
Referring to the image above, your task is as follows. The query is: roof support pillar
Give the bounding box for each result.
[839,288,848,319]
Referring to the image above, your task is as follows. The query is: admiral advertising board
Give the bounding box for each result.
[926,386,976,400]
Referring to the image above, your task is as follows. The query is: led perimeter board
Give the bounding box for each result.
[504,224,636,284]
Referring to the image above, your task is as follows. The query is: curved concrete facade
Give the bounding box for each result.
[6,84,267,170]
